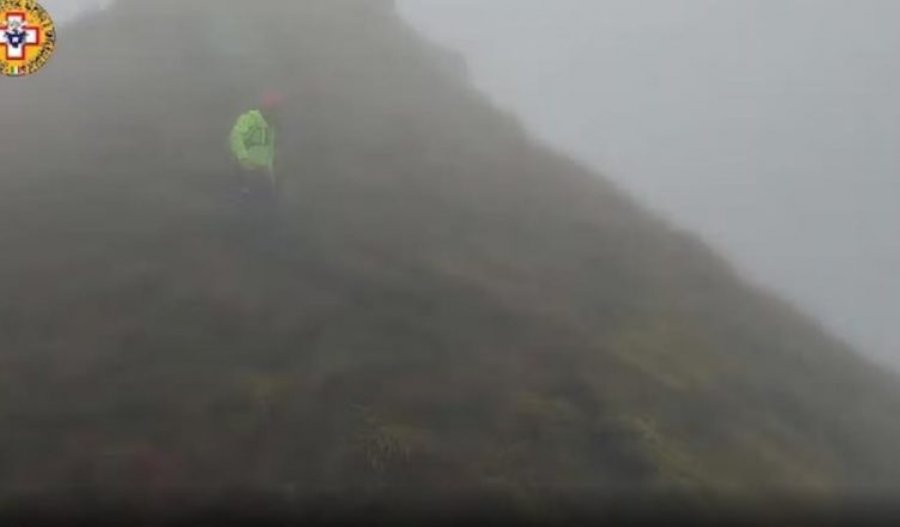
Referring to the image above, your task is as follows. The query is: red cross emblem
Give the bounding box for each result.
[0,12,41,62]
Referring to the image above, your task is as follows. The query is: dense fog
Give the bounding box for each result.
[43,0,900,365]
[398,0,900,367]
[4,0,900,521]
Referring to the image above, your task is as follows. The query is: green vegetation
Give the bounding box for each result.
[0,0,899,514]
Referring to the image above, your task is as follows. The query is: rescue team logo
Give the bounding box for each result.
[0,0,55,77]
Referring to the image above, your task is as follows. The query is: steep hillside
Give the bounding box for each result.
[2,0,900,518]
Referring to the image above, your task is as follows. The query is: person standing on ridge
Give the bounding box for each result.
[229,89,285,232]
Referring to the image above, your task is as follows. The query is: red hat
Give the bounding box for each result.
[261,89,285,109]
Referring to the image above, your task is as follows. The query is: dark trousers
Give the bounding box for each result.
[232,167,281,246]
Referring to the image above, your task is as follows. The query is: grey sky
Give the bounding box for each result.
[40,0,109,22]
[36,1,900,367]
[397,0,900,367]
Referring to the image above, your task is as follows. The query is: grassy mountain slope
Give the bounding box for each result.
[1,0,899,514]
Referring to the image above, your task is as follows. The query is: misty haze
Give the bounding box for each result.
[398,0,900,369]
[2,0,900,522]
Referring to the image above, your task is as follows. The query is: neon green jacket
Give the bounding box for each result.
[229,109,276,171]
